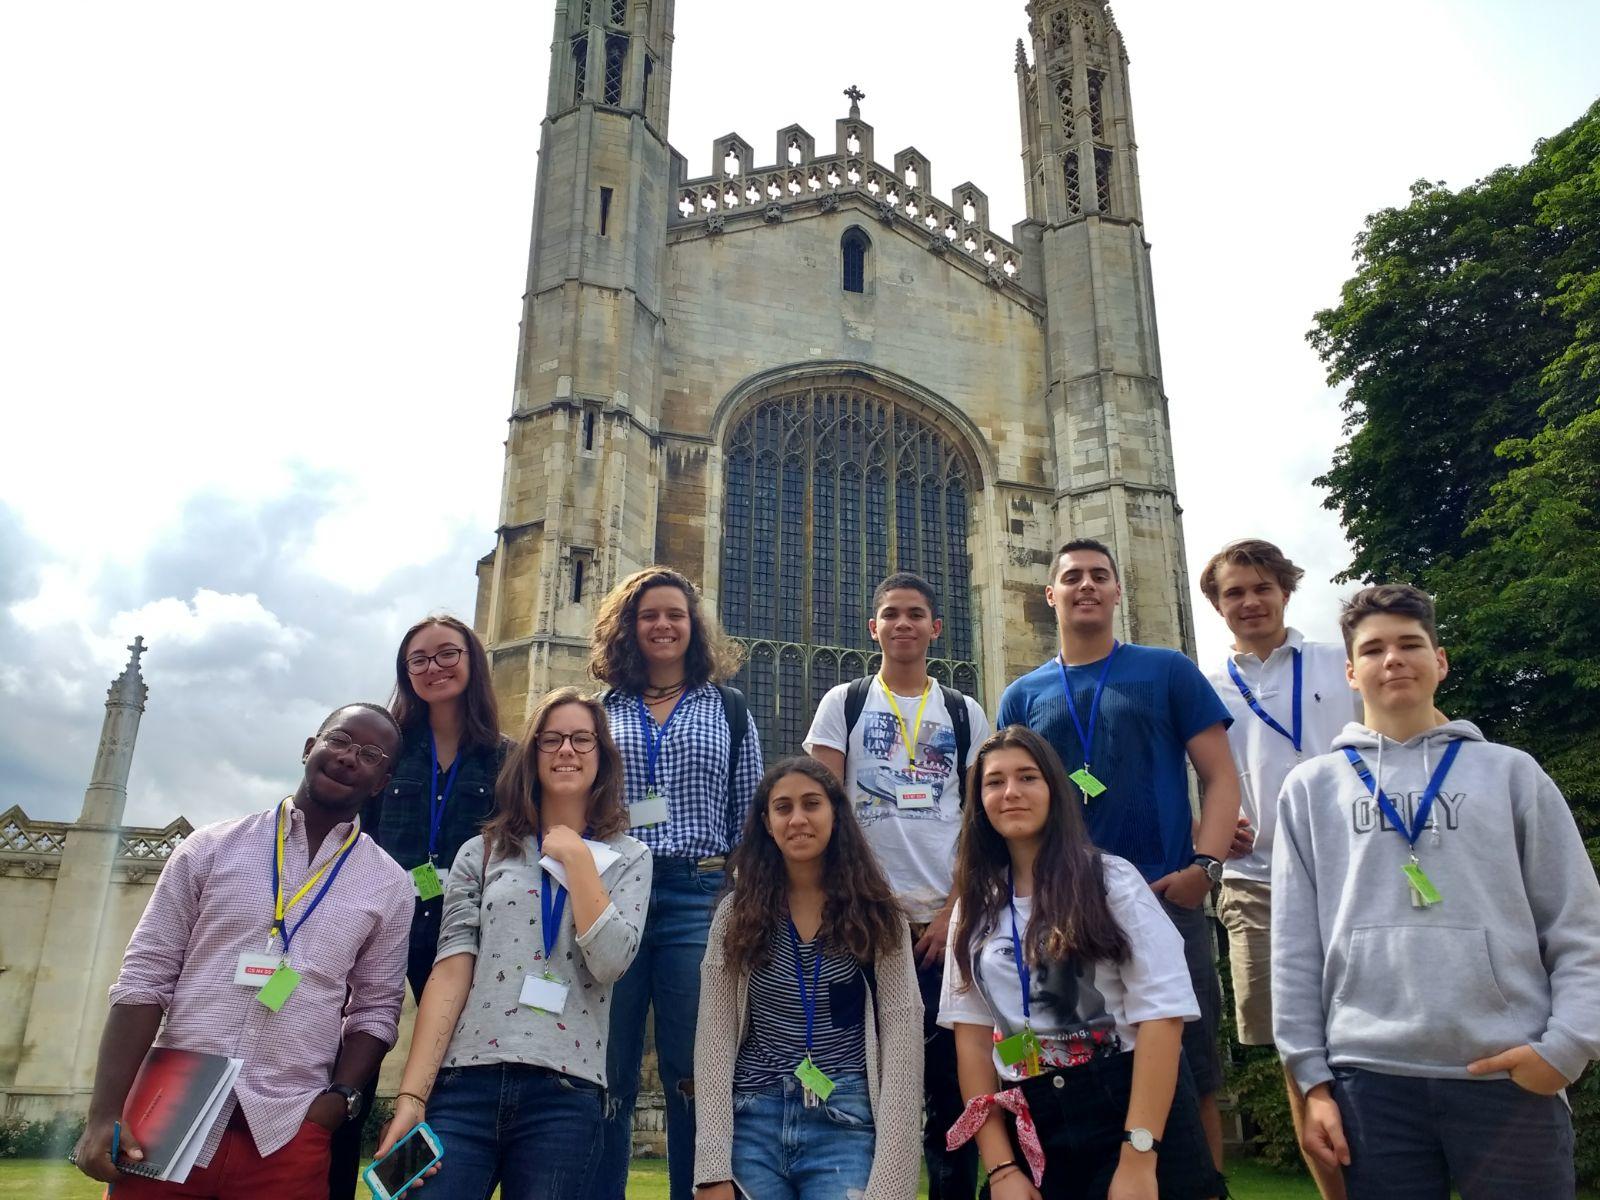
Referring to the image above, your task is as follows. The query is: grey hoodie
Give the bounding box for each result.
[1271,719,1600,1093]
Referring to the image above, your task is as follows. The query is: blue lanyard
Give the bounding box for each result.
[1343,739,1463,849]
[268,816,360,955]
[636,692,686,792]
[787,919,822,1055]
[427,732,463,862]
[1054,642,1120,769]
[1007,869,1031,1024]
[1227,648,1302,753]
[537,833,569,962]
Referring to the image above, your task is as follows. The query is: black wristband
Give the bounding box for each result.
[987,1159,1021,1181]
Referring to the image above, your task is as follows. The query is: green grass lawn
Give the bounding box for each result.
[7,1156,1589,1199]
[0,1155,1342,1199]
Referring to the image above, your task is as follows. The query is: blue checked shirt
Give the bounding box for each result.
[603,684,764,859]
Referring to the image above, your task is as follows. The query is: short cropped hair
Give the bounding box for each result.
[1339,584,1440,653]
[1198,539,1306,605]
[317,702,404,746]
[872,571,938,616]
[1053,538,1118,582]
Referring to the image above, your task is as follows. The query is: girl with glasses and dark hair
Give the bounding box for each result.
[939,727,1225,1200]
[331,614,512,1200]
[587,566,765,1200]
[694,757,924,1200]
[375,688,651,1200]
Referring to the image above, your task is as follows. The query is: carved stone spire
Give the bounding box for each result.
[82,636,149,827]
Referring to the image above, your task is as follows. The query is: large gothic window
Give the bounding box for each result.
[719,380,979,756]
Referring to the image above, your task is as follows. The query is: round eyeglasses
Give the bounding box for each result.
[320,730,390,767]
[406,646,465,675]
[536,730,598,754]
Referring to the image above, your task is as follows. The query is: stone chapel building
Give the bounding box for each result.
[474,0,1196,752]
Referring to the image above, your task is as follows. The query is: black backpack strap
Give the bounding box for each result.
[940,684,972,798]
[715,684,751,815]
[843,676,873,740]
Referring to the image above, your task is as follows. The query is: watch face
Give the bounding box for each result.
[1127,1128,1155,1152]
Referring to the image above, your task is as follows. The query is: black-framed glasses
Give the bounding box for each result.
[406,646,465,675]
[536,730,598,754]
[320,731,390,767]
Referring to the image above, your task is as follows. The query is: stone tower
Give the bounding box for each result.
[14,638,149,1091]
[476,0,1199,738]
[475,0,677,718]
[1018,0,1196,652]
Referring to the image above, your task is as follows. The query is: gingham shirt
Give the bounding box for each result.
[602,684,763,859]
[109,802,412,1166]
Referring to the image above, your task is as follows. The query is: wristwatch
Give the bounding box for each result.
[1190,853,1224,885]
[323,1083,362,1124]
[1123,1127,1161,1153]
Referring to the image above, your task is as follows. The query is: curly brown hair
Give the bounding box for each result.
[951,726,1129,989]
[388,614,502,751]
[587,566,745,693]
[482,688,628,863]
[721,757,903,972]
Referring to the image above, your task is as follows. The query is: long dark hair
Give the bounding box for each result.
[586,566,745,693]
[482,688,628,862]
[951,726,1129,988]
[721,757,903,971]
[388,614,502,751]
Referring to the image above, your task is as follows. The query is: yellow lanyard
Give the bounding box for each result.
[877,675,933,768]
[272,798,360,943]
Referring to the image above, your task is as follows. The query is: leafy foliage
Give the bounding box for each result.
[1305,98,1600,1185]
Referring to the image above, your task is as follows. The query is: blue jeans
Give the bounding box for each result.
[423,1063,602,1200]
[732,1072,876,1200]
[597,858,724,1200]
[1333,1066,1575,1200]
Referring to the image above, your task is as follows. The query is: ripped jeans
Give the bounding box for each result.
[732,1072,876,1200]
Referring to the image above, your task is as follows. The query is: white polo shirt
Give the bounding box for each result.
[1206,628,1357,883]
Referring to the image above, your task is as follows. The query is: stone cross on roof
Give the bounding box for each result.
[844,84,865,117]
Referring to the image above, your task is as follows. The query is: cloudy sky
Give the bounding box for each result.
[4,1,1596,829]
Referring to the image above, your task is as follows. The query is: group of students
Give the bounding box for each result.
[69,539,1600,1200]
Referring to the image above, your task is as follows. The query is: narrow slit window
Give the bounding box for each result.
[583,411,597,450]
[572,559,586,603]
[842,228,869,293]
[642,56,652,113]
[598,187,613,236]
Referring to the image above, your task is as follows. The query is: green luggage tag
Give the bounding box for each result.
[410,862,444,901]
[794,1056,836,1102]
[257,964,302,1012]
[1069,767,1107,798]
[1402,861,1442,907]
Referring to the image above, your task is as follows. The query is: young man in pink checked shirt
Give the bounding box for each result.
[72,703,413,1200]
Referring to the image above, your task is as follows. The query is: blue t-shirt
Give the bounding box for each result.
[996,643,1231,882]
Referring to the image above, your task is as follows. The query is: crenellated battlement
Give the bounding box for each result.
[669,89,1030,291]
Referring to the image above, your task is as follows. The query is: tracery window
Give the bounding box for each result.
[1064,152,1082,217]
[1054,73,1075,142]
[720,381,979,755]
[603,36,627,105]
[1088,68,1107,140]
[572,37,588,103]
[1095,147,1113,214]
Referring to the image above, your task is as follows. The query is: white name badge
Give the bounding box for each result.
[629,794,670,828]
[235,952,282,988]
[519,973,571,1014]
[895,783,934,810]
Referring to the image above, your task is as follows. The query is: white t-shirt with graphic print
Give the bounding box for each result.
[804,678,990,923]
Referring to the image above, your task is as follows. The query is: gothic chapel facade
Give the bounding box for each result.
[474,0,1196,752]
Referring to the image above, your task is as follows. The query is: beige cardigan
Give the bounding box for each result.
[693,894,925,1199]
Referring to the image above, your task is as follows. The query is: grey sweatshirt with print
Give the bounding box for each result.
[1271,719,1600,1093]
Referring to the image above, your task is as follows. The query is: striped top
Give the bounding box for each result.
[732,922,868,1090]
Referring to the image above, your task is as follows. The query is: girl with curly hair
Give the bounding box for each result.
[695,757,923,1200]
[588,566,765,1200]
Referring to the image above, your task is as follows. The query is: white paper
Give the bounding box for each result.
[628,795,670,827]
[539,837,621,887]
[165,1057,243,1183]
[895,782,934,810]
[519,973,571,1014]
[234,952,280,989]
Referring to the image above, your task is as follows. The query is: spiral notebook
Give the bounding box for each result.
[73,1047,242,1183]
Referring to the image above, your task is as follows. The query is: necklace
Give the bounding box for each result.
[643,679,687,702]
